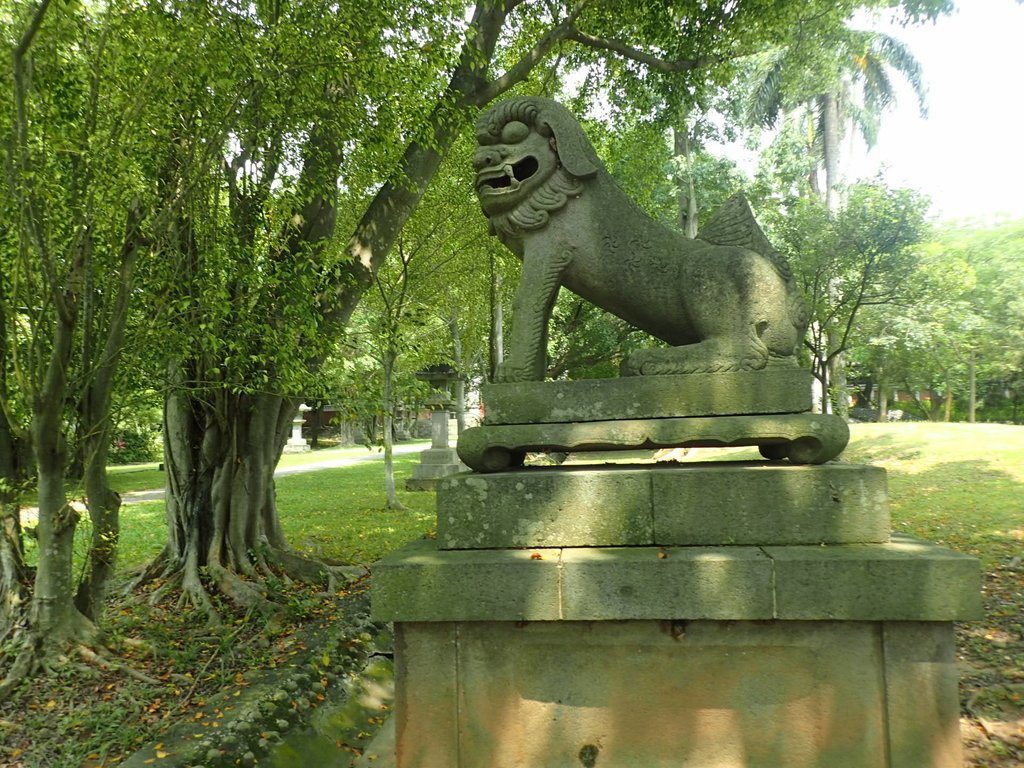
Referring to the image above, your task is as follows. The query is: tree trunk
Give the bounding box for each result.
[968,352,977,423]
[31,431,86,646]
[0,279,29,631]
[877,367,890,422]
[673,121,699,239]
[828,331,848,419]
[821,92,842,213]
[449,311,466,434]
[309,404,322,449]
[0,409,28,633]
[161,367,297,619]
[74,204,141,620]
[23,280,95,661]
[489,250,504,383]
[808,322,829,414]
[381,350,406,510]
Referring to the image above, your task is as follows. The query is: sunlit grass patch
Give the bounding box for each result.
[275,454,436,564]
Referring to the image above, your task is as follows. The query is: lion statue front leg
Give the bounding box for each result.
[496,244,575,383]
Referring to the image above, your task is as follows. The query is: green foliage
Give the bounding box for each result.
[837,218,1024,422]
[766,180,931,409]
[546,296,648,380]
[108,427,161,465]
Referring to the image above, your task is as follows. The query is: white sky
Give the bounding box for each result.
[847,0,1024,222]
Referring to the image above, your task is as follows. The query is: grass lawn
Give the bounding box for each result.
[274,454,436,565]
[21,442,412,504]
[105,452,435,573]
[2,424,1022,766]
[843,423,1024,766]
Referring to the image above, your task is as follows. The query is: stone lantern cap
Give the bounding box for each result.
[415,364,461,390]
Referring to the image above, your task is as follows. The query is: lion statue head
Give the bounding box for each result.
[473,97,603,238]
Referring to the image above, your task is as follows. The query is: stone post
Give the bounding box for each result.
[428,395,450,450]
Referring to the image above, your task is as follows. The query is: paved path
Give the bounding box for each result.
[120,441,431,503]
[19,442,433,523]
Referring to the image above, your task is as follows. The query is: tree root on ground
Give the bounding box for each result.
[76,644,188,686]
[966,682,1024,718]
[266,547,367,597]
[0,642,38,701]
[128,545,367,628]
[0,611,98,701]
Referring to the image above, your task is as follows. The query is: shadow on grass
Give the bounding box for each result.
[840,429,923,464]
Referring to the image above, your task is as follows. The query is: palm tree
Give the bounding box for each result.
[743,27,927,416]
[745,28,927,211]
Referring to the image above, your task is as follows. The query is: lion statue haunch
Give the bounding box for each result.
[473,96,808,382]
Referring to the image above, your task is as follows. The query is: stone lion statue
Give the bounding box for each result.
[473,96,808,382]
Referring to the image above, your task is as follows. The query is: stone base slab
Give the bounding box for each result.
[457,412,849,471]
[438,462,889,548]
[373,536,981,623]
[392,618,962,768]
[415,447,462,465]
[406,448,467,491]
[481,369,813,424]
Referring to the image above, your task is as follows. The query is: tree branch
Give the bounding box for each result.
[566,27,722,73]
[14,0,52,58]
[471,0,593,104]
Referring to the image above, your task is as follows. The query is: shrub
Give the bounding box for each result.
[109,427,161,464]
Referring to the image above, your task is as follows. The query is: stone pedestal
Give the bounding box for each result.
[391,619,961,768]
[372,461,981,767]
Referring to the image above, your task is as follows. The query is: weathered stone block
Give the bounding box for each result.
[651,462,890,545]
[766,535,983,621]
[373,537,981,623]
[560,546,774,620]
[415,447,462,465]
[883,622,962,768]
[393,619,960,767]
[438,463,889,548]
[393,623,456,768]
[406,463,463,480]
[459,412,849,471]
[372,539,561,622]
[481,369,813,424]
[437,468,653,548]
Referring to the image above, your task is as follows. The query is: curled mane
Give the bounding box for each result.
[475,98,548,143]
[485,167,584,238]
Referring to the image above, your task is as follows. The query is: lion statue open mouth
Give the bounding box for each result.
[473,96,808,382]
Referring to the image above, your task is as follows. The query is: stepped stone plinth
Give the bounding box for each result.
[374,464,980,768]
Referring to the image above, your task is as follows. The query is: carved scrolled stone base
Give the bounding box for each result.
[457,412,849,472]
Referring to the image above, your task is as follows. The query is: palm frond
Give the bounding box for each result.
[848,102,880,148]
[866,32,928,116]
[861,56,895,112]
[743,47,789,129]
[808,97,826,162]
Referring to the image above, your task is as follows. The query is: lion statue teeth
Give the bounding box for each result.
[473,96,808,382]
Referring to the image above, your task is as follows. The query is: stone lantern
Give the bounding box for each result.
[406,366,467,490]
[283,402,311,453]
